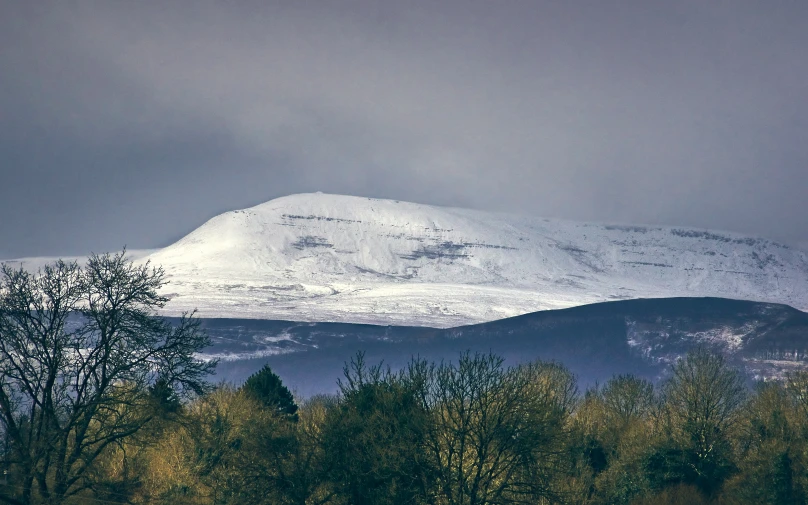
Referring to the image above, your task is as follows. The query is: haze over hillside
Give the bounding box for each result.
[199,298,808,396]
[120,193,808,327]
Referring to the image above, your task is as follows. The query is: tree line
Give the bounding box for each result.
[2,255,808,504]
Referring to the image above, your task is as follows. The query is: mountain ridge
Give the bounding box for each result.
[199,297,808,396]
[4,193,807,327]
[139,193,808,326]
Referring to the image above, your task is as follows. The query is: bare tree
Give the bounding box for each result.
[655,348,746,495]
[601,374,655,427]
[411,352,575,505]
[785,370,808,417]
[0,252,215,505]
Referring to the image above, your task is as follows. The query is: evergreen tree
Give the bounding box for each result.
[149,377,183,417]
[322,353,434,505]
[241,364,299,420]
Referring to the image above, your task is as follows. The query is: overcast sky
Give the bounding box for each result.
[1,0,807,258]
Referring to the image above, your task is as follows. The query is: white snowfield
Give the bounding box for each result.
[126,193,808,328]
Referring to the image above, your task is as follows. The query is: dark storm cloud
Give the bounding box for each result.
[1,0,807,257]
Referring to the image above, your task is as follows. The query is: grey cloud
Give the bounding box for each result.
[1,0,806,258]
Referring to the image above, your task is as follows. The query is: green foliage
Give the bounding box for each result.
[323,353,434,505]
[721,381,807,504]
[107,350,808,505]
[241,364,299,420]
[630,484,710,505]
[149,377,183,417]
[576,376,657,505]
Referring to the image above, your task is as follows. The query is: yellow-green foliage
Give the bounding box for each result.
[20,350,808,505]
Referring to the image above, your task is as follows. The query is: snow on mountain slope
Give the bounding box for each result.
[135,193,808,327]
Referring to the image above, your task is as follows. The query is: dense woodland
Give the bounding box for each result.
[3,256,808,504]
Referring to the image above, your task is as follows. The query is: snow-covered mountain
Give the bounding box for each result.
[135,193,808,327]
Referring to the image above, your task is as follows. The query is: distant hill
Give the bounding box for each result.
[196,297,808,397]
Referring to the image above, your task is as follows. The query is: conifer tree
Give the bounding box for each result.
[241,364,298,420]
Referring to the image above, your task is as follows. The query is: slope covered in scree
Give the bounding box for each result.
[141,193,808,326]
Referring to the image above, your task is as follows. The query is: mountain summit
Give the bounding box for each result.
[142,193,808,327]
